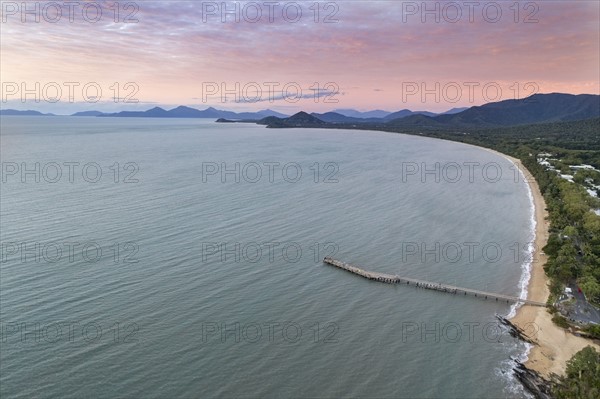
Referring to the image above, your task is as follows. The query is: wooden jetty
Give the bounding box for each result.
[323,257,547,307]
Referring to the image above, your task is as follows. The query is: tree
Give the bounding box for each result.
[553,346,600,399]
[544,233,563,257]
[554,243,579,281]
[564,226,578,238]
[579,276,600,303]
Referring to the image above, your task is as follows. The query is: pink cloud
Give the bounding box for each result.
[1,1,598,112]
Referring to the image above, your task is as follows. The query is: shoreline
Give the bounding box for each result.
[274,125,599,377]
[316,127,599,378]
[493,152,600,378]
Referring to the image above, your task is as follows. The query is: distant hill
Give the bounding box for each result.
[166,106,214,118]
[331,108,460,120]
[100,106,288,120]
[386,114,444,127]
[258,112,326,127]
[437,93,600,126]
[333,109,392,118]
[311,112,351,123]
[256,109,289,118]
[232,110,289,119]
[102,106,198,118]
[441,107,469,115]
[310,112,383,123]
[0,109,55,116]
[315,109,437,123]
[383,109,437,120]
[72,111,105,116]
[99,106,167,118]
[387,93,600,127]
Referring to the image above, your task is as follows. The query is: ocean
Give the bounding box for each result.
[0,116,535,398]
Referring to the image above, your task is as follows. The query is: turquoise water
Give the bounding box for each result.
[0,117,533,398]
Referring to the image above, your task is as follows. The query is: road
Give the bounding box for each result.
[563,284,600,325]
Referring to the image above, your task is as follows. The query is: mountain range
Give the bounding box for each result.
[257,93,600,128]
[427,93,599,127]
[0,106,466,120]
[331,107,467,118]
[2,93,598,128]
[96,106,289,119]
[0,109,56,116]
[0,106,288,119]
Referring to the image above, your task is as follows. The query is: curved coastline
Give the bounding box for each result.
[284,126,599,380]
[483,149,600,378]
[335,127,600,378]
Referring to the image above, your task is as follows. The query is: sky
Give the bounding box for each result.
[1,0,599,114]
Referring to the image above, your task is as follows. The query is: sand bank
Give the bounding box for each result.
[498,154,600,378]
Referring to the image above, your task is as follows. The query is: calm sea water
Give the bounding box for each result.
[1,117,534,398]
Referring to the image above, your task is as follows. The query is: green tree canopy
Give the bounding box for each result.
[553,346,600,399]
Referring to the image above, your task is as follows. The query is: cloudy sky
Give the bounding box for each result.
[1,0,599,113]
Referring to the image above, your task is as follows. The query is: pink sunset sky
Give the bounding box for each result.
[1,0,599,114]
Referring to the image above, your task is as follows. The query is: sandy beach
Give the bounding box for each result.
[498,154,600,378]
